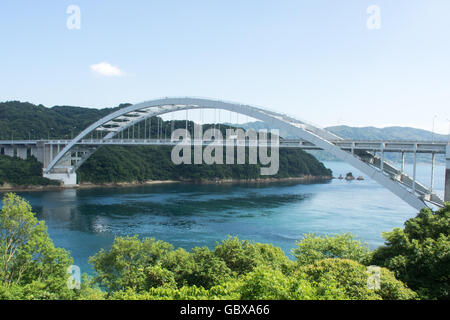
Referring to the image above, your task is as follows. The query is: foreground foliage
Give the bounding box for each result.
[292,233,371,266]
[89,235,415,300]
[0,194,73,299]
[371,204,450,299]
[2,194,447,300]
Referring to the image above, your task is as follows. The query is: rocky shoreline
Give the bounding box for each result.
[0,175,332,192]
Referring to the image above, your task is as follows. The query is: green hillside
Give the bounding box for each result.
[0,101,124,140]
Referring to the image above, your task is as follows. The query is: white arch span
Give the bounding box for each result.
[46,97,431,211]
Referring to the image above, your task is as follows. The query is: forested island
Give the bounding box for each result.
[0,101,332,188]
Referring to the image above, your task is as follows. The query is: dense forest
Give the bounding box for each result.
[0,101,332,186]
[0,193,448,300]
[0,101,124,140]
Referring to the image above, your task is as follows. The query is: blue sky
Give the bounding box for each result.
[0,1,449,133]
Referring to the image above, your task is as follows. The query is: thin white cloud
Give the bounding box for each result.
[90,62,123,77]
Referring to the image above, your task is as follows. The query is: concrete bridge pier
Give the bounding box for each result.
[31,142,45,163]
[40,142,77,186]
[1,145,34,160]
[16,146,28,159]
[3,146,14,157]
[445,145,450,203]
[43,171,77,186]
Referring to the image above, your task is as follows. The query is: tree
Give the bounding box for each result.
[235,266,297,300]
[188,247,233,289]
[89,235,174,293]
[298,258,416,300]
[0,193,73,299]
[160,248,196,287]
[143,265,176,289]
[292,233,371,266]
[213,237,261,275]
[371,204,450,299]
[214,236,294,276]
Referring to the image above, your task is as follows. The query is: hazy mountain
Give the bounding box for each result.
[230,121,448,142]
[229,121,448,164]
[326,125,448,142]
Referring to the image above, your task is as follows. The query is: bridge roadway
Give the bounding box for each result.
[1,139,448,153]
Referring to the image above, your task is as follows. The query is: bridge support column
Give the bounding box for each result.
[412,149,417,194]
[31,143,45,163]
[430,153,435,192]
[43,171,77,186]
[445,145,450,202]
[4,146,14,157]
[16,147,28,160]
[401,152,405,172]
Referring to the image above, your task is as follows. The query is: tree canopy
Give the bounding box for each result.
[2,193,446,300]
[0,193,73,299]
[371,204,450,299]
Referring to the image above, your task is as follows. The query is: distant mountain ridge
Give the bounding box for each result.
[228,121,448,164]
[231,121,448,142]
[326,125,448,142]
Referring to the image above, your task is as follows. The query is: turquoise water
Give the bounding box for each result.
[1,161,445,274]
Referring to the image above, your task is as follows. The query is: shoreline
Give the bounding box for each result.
[0,175,332,192]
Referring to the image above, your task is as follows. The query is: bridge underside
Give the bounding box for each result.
[5,97,447,211]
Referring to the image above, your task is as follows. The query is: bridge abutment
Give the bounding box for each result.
[445,145,450,202]
[43,171,77,186]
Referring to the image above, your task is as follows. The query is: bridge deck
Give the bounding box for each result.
[1,139,447,154]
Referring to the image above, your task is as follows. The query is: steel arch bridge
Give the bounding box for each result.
[41,97,448,211]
